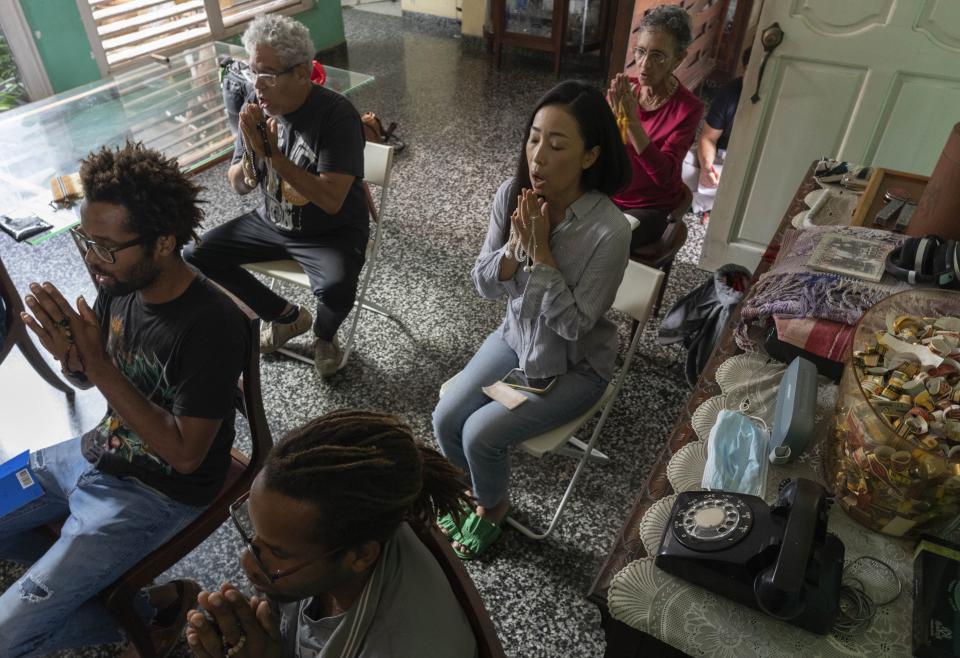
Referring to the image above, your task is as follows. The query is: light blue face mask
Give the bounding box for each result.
[702,409,770,497]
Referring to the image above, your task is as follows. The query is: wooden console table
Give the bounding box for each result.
[586,165,818,656]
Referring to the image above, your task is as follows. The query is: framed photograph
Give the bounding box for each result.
[807,233,895,282]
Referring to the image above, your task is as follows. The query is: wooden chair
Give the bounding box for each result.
[628,184,692,318]
[101,318,272,657]
[440,261,664,540]
[244,142,397,371]
[414,524,506,658]
[0,255,74,397]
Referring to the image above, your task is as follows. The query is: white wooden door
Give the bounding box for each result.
[701,0,960,272]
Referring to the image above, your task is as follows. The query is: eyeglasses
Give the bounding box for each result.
[633,47,669,66]
[241,64,298,88]
[70,227,146,264]
[229,492,346,584]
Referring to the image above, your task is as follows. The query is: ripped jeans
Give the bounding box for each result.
[0,437,203,657]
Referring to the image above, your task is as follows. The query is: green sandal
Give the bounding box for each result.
[452,511,503,560]
[437,500,474,543]
[437,511,464,543]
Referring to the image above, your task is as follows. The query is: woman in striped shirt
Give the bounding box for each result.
[433,80,632,559]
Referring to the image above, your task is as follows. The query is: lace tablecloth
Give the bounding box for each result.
[608,353,914,657]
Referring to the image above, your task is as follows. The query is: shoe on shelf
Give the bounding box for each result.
[814,158,852,183]
[313,336,342,378]
[120,579,201,658]
[260,306,313,354]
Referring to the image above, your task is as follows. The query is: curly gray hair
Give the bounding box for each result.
[242,14,315,69]
[638,4,693,54]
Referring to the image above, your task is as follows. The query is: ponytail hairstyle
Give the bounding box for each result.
[262,409,471,549]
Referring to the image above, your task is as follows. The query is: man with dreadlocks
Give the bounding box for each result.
[183,409,478,658]
[2,142,250,657]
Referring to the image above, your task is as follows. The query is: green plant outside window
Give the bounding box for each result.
[0,32,28,113]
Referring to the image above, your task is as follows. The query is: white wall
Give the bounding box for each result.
[401,0,458,19]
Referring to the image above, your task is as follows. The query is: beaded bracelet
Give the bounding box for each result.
[224,634,247,657]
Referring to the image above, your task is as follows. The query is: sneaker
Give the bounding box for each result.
[260,306,313,354]
[313,336,342,377]
[814,158,851,183]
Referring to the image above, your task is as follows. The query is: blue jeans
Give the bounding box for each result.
[0,437,204,657]
[432,332,607,508]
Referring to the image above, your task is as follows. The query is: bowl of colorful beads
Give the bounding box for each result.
[829,288,960,537]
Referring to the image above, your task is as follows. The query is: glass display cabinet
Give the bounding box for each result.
[490,0,608,76]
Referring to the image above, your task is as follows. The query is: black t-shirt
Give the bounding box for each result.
[232,84,368,238]
[705,77,743,151]
[80,275,250,506]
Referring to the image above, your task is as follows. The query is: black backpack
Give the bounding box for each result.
[658,264,751,388]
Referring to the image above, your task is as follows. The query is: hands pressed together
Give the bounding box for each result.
[509,189,550,261]
[239,104,279,160]
[21,282,106,378]
[607,73,638,120]
[607,73,650,149]
[186,583,282,658]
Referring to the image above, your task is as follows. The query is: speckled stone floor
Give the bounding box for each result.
[0,9,711,658]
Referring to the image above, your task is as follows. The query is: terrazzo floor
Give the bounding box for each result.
[0,9,713,658]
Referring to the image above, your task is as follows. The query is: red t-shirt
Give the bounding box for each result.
[613,77,703,212]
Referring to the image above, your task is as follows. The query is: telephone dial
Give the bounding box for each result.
[655,478,844,634]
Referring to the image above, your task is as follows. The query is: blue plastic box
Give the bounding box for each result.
[0,451,44,518]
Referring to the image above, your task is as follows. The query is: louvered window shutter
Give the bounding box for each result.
[90,0,214,68]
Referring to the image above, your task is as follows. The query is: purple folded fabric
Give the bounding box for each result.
[736,226,910,351]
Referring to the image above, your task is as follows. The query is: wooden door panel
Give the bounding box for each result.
[731,59,866,248]
[914,1,960,50]
[701,0,960,271]
[789,0,895,33]
[868,74,960,173]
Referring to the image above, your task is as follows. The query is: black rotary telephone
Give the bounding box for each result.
[654,478,844,634]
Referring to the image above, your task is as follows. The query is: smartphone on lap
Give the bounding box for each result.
[501,368,557,394]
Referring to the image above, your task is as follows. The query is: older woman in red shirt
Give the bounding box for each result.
[608,4,703,249]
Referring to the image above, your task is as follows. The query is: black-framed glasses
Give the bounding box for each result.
[70,227,146,264]
[633,47,669,66]
[229,492,346,583]
[241,64,298,88]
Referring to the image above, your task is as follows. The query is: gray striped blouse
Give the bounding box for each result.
[471,178,631,381]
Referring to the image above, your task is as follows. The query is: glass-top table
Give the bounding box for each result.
[0,41,374,245]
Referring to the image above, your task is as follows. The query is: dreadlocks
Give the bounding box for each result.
[80,141,204,249]
[263,409,472,549]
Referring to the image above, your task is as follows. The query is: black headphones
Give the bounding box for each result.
[884,235,960,288]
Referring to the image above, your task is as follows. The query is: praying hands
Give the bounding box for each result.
[186,583,281,658]
[21,281,106,380]
[607,73,651,152]
[509,189,552,264]
[239,104,279,160]
[608,73,638,120]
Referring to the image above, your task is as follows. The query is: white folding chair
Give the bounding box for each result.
[244,141,396,371]
[439,260,664,540]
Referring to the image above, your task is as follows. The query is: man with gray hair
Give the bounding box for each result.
[185,14,368,377]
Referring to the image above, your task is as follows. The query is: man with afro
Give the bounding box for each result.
[3,141,250,657]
